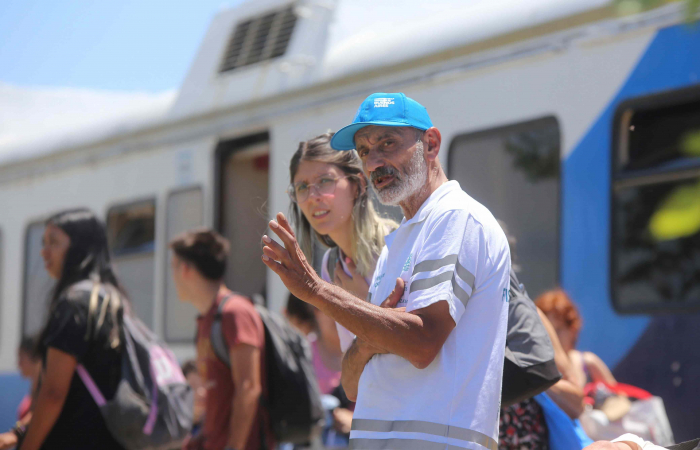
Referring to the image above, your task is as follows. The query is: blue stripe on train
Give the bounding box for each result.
[0,372,30,431]
[563,22,700,366]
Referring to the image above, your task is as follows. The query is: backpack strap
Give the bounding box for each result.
[84,282,102,341]
[210,294,233,367]
[509,270,528,299]
[325,247,340,282]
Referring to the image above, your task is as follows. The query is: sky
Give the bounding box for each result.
[0,0,245,91]
[0,0,243,152]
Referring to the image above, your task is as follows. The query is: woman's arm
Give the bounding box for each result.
[19,348,77,450]
[583,351,618,385]
[537,308,586,419]
[340,338,382,401]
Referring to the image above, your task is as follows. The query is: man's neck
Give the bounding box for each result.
[190,281,223,315]
[400,166,448,220]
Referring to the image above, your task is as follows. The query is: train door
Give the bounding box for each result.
[217,133,270,300]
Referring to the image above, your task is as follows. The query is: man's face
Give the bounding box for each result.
[354,126,428,206]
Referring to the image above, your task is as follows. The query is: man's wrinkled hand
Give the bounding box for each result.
[380,277,405,310]
[261,212,322,302]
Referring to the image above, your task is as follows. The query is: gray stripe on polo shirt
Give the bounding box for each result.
[451,276,470,307]
[351,419,498,450]
[455,261,475,291]
[409,270,452,294]
[350,440,488,450]
[412,254,458,276]
[349,438,446,450]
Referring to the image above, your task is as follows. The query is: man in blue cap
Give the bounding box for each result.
[261,93,510,450]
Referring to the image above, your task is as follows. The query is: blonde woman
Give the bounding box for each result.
[288,131,398,352]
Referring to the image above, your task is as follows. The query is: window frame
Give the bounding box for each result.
[21,219,48,338]
[163,185,204,343]
[446,115,562,291]
[610,85,700,314]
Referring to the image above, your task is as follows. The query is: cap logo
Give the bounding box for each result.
[373,98,395,108]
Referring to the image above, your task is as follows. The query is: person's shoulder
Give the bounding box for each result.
[57,280,98,308]
[582,350,608,369]
[221,291,259,316]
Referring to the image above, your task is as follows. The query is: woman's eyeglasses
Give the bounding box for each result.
[288,176,350,203]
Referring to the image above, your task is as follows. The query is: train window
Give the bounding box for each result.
[22,222,54,337]
[612,89,700,313]
[448,117,560,299]
[107,199,156,326]
[164,187,203,342]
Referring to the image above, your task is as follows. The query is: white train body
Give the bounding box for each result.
[1,0,699,438]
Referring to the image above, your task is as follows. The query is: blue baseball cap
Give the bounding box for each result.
[330,93,433,151]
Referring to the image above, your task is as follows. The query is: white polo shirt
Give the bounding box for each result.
[350,181,510,450]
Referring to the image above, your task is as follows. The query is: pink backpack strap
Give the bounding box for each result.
[76,364,106,406]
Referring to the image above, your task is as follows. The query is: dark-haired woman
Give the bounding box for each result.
[13,209,126,450]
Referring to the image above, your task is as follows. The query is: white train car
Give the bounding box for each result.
[1,0,699,439]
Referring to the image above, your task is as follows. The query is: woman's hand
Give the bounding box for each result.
[262,213,323,302]
[334,258,370,300]
[0,431,17,450]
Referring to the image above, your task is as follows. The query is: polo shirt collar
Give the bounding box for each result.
[384,180,461,249]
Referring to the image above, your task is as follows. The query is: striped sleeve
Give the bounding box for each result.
[406,210,481,325]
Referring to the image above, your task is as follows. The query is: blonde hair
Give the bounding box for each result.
[289,132,397,278]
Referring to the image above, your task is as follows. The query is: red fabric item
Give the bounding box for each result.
[17,393,31,420]
[584,381,653,400]
[196,287,274,450]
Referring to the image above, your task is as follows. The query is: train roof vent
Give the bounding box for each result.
[220,5,297,73]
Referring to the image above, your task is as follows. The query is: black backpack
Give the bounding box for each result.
[501,272,562,407]
[210,293,324,445]
[76,281,193,450]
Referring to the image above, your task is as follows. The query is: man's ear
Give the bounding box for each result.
[180,260,192,279]
[423,127,442,162]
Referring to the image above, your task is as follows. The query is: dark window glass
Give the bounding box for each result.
[107,200,156,256]
[621,98,700,172]
[613,89,700,313]
[613,176,700,311]
[449,117,560,299]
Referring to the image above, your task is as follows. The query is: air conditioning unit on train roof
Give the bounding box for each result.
[169,0,337,119]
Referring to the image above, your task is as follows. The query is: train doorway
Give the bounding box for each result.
[216,132,270,301]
